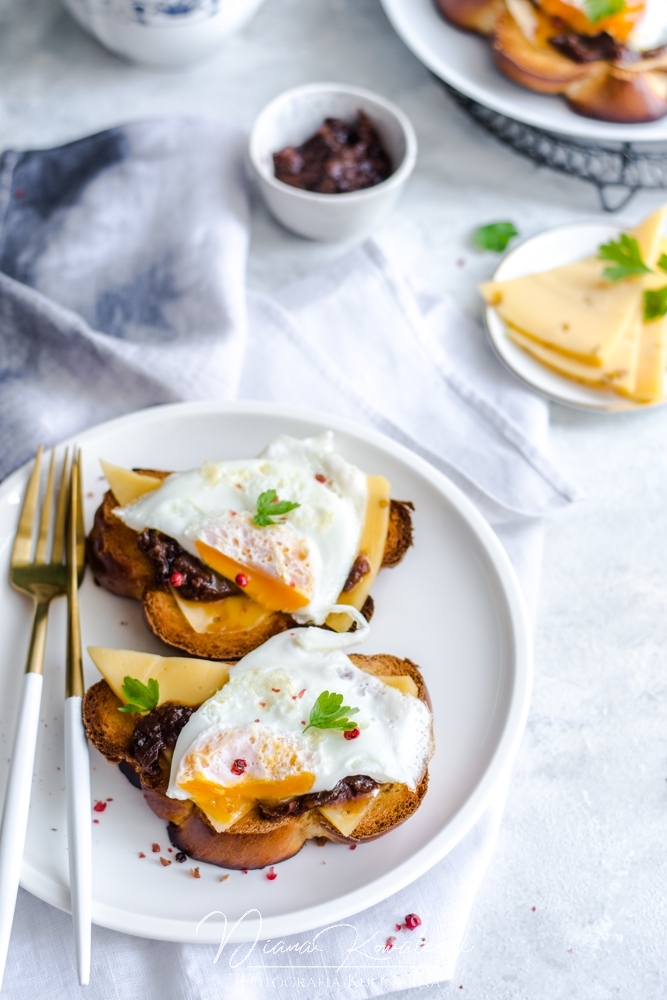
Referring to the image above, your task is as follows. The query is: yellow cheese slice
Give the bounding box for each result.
[506,326,608,385]
[318,787,380,837]
[508,312,646,397]
[100,461,162,506]
[88,647,230,707]
[378,675,419,697]
[171,588,272,634]
[326,475,391,633]
[481,207,667,367]
[631,255,667,403]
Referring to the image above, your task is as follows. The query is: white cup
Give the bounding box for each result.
[249,82,418,242]
[61,0,266,69]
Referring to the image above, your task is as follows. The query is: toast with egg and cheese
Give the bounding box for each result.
[82,634,434,870]
[438,0,667,124]
[87,434,414,660]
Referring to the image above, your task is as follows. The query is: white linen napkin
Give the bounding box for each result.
[0,120,583,998]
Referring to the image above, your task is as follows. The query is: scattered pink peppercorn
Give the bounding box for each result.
[93,819,99,824]
[297,689,306,699]
[231,759,247,775]
[349,844,357,851]
[396,924,402,931]
[151,843,160,853]
[271,688,280,693]
[405,913,422,930]
[170,571,184,587]
[344,728,360,741]
[235,573,248,587]
[138,852,146,858]
[93,801,106,813]
[266,867,277,881]
[106,798,113,802]
[384,936,396,952]
[242,869,248,875]
[315,473,327,483]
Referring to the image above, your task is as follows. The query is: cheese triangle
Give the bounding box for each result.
[631,240,667,403]
[481,207,667,368]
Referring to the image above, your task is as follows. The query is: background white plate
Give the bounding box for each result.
[381,0,667,143]
[485,222,667,412]
[0,402,531,943]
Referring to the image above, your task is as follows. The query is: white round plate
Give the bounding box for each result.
[0,402,531,943]
[381,0,667,143]
[485,222,667,412]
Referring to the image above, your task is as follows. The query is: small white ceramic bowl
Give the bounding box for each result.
[249,83,418,241]
[62,0,266,69]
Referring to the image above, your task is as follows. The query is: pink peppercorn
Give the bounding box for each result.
[405,913,422,930]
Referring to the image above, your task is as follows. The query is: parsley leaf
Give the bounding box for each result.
[644,286,667,322]
[302,690,360,734]
[475,222,519,254]
[583,0,625,23]
[252,489,300,527]
[118,676,159,714]
[598,234,652,282]
[658,253,667,274]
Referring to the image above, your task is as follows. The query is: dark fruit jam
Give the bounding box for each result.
[273,111,392,194]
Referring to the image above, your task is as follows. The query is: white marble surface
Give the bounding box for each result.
[2,0,667,995]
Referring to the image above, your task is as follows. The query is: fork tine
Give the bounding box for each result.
[10,447,43,567]
[35,450,56,566]
[51,448,70,566]
[75,450,85,575]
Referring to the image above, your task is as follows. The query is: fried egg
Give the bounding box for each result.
[166,628,434,832]
[116,433,368,625]
[539,1,667,51]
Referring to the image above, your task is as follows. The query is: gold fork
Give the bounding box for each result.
[0,447,71,987]
[64,451,92,986]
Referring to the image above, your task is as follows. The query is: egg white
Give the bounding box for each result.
[167,629,434,828]
[558,0,667,52]
[628,0,667,52]
[115,432,368,625]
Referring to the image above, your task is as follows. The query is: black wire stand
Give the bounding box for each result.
[442,81,667,212]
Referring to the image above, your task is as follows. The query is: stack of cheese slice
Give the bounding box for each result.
[479,207,667,404]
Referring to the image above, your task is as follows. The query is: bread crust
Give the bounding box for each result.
[87,470,414,660]
[437,0,667,124]
[436,0,504,36]
[82,653,432,869]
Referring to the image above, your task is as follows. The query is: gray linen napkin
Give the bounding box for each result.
[0,119,582,998]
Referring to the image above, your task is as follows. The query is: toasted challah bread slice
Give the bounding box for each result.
[83,653,431,869]
[88,469,414,661]
[437,0,667,124]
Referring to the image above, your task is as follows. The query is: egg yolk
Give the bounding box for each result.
[179,771,315,828]
[540,0,644,41]
[196,541,311,613]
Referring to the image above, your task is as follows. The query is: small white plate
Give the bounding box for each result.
[0,402,531,943]
[484,222,667,412]
[380,0,667,143]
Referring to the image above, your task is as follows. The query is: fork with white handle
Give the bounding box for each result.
[65,451,92,986]
[1,448,70,989]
